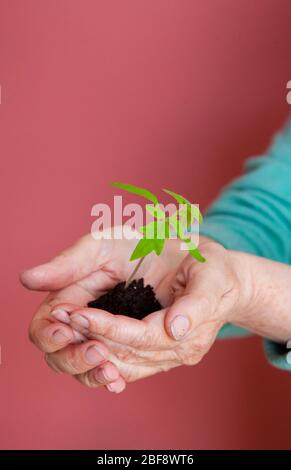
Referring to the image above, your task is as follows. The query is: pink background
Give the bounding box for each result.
[1,0,291,449]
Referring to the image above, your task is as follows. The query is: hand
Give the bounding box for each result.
[54,239,250,386]
[21,228,187,392]
[21,230,250,391]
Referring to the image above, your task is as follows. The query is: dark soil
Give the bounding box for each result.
[87,278,162,320]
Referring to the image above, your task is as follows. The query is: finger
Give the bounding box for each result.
[68,307,173,350]
[75,362,121,388]
[30,318,75,353]
[94,362,120,384]
[108,356,175,383]
[29,275,108,356]
[45,340,109,375]
[106,378,126,394]
[20,234,110,291]
[29,299,86,353]
[89,333,179,366]
[164,253,227,341]
[69,308,147,346]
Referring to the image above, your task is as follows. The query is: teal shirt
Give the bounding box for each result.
[199,120,291,371]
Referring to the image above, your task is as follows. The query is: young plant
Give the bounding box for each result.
[112,183,206,285]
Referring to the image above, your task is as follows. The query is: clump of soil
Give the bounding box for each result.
[87,278,162,320]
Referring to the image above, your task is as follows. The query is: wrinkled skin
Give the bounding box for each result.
[21,228,250,393]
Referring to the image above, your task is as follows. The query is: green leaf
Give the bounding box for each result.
[182,238,206,262]
[112,183,158,204]
[153,238,165,255]
[139,220,169,240]
[130,238,156,261]
[130,220,168,260]
[178,203,201,225]
[145,204,165,219]
[188,247,206,263]
[163,188,190,205]
[163,188,203,225]
[163,219,171,239]
[168,208,190,237]
[168,211,180,236]
[139,222,156,237]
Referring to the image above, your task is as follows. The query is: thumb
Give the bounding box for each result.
[164,258,221,341]
[20,234,107,291]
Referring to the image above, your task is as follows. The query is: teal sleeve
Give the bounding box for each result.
[199,120,291,370]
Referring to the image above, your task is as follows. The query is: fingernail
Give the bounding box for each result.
[85,345,106,364]
[103,367,118,382]
[51,308,70,324]
[170,315,190,340]
[71,314,89,330]
[52,328,72,344]
[107,383,117,392]
[95,366,118,383]
[107,380,125,394]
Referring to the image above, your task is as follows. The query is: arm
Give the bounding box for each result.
[229,249,291,343]
[200,119,291,368]
[21,122,291,387]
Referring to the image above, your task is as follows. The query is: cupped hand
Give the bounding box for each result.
[21,227,187,392]
[21,228,251,393]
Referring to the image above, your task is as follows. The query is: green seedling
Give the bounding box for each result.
[112,183,206,286]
